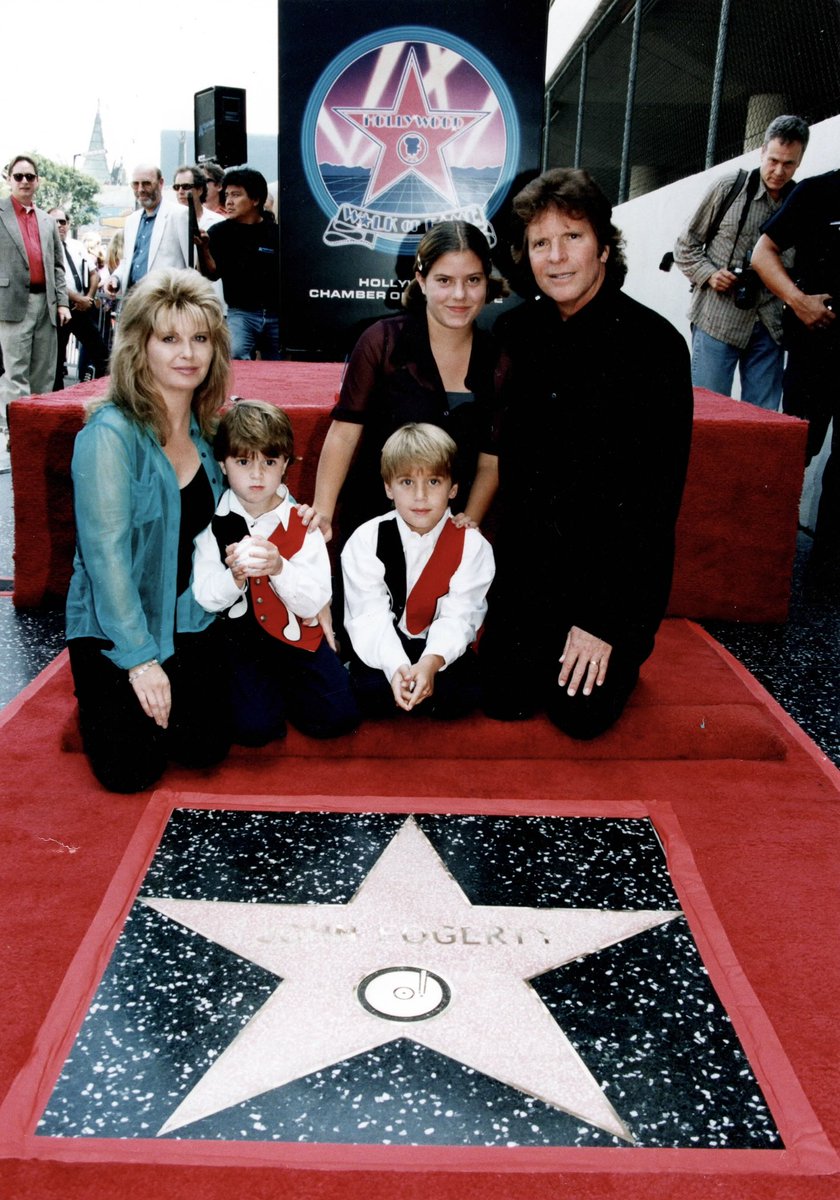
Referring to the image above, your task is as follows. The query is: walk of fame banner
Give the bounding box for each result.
[278,0,549,358]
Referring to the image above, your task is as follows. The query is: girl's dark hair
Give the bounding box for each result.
[402,220,508,311]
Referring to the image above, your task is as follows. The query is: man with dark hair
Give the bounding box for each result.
[481,167,693,738]
[674,114,809,409]
[198,166,280,360]
[201,160,226,215]
[49,207,109,387]
[0,154,70,423]
[171,165,224,232]
[753,166,840,590]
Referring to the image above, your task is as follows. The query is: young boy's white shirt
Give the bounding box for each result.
[341,508,495,684]
[193,487,330,621]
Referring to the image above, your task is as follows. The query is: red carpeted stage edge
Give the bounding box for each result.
[0,618,838,1198]
[9,364,807,621]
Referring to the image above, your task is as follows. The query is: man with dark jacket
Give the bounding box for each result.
[481,168,693,738]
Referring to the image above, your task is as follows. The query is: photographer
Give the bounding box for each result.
[674,114,809,410]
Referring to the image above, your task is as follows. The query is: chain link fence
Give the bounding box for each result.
[546,0,840,203]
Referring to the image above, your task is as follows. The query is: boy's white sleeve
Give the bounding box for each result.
[424,529,495,668]
[342,520,411,682]
[268,524,331,619]
[192,523,245,612]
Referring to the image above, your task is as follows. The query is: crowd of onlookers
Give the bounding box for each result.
[0,154,280,426]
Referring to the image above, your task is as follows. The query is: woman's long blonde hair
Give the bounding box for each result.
[98,268,230,443]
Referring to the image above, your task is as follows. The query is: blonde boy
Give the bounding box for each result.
[341,422,494,716]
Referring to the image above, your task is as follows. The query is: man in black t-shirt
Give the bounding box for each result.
[198,167,281,360]
[754,170,840,587]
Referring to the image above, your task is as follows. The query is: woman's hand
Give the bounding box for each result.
[129,662,171,728]
[558,627,612,697]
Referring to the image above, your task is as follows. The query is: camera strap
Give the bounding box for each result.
[702,169,747,255]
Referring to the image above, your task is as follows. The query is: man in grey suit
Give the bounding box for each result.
[106,163,191,298]
[0,154,70,423]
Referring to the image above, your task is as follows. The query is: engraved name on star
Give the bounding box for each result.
[142,816,680,1139]
[334,48,488,207]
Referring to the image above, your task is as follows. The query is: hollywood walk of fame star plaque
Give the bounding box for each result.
[33,805,785,1150]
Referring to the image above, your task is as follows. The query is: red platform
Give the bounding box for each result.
[8,368,807,621]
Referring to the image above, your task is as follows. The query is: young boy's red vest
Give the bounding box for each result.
[375,517,466,635]
[212,510,323,652]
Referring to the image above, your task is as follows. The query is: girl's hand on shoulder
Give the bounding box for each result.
[297,504,333,543]
[451,512,478,530]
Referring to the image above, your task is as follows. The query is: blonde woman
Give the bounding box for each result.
[66,269,232,791]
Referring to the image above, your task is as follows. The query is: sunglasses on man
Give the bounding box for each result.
[12,172,38,182]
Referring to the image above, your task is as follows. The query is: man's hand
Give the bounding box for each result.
[558,626,612,697]
[707,268,738,293]
[790,292,836,330]
[57,305,71,326]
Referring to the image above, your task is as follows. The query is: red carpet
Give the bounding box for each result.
[1,620,838,1198]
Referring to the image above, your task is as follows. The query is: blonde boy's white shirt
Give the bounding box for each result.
[192,488,330,620]
[341,509,495,683]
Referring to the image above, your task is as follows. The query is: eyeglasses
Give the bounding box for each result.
[55,218,68,225]
[12,172,37,183]
[172,182,198,191]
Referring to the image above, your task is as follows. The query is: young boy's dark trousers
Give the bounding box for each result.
[221,621,360,745]
[349,628,481,720]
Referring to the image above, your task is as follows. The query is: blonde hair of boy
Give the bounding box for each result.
[380,422,457,483]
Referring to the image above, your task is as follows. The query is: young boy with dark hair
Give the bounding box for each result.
[341,422,494,717]
[193,399,359,744]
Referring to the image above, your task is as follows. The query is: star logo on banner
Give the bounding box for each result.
[142,817,680,1140]
[335,48,488,208]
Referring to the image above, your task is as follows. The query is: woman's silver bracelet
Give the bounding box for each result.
[128,658,159,683]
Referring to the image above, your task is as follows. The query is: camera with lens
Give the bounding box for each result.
[732,253,760,310]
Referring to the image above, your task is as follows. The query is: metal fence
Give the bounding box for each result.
[546,0,840,203]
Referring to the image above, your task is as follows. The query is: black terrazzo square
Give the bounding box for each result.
[37,809,781,1149]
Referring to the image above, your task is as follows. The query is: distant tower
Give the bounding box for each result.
[81,103,110,185]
